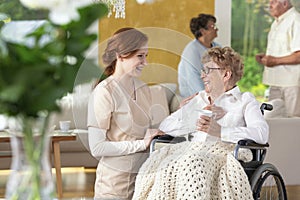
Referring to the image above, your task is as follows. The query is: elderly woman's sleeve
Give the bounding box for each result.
[221,94,269,144]
[159,101,197,137]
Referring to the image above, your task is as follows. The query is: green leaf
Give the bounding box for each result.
[0,2,108,117]
[0,84,25,102]
[77,3,108,29]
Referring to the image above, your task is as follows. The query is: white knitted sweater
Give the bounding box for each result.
[133,141,253,200]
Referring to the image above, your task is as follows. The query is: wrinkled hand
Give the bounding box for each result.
[196,115,221,138]
[196,115,211,133]
[144,129,165,148]
[211,105,226,120]
[203,105,226,120]
[196,104,225,138]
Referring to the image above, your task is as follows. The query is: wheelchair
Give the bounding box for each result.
[150,103,287,200]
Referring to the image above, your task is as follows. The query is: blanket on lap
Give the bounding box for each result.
[133,141,253,200]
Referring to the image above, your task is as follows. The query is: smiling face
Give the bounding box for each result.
[201,47,243,102]
[201,60,227,101]
[102,28,149,80]
[118,43,148,77]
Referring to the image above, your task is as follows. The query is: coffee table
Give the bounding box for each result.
[0,131,77,198]
[51,132,77,198]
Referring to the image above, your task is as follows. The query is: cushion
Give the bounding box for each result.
[149,85,170,128]
[170,93,184,113]
[264,98,287,118]
[49,82,176,130]
[159,83,177,105]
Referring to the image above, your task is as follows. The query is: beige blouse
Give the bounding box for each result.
[88,76,152,199]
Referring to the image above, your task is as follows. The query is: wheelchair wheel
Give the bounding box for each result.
[250,163,287,200]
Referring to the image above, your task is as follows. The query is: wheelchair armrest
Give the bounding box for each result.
[233,139,269,162]
[153,134,174,142]
[150,134,186,153]
[237,139,269,148]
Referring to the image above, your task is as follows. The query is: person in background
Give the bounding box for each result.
[87,28,163,200]
[133,46,269,199]
[178,13,220,98]
[256,0,300,117]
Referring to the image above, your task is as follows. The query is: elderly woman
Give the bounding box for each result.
[178,13,220,98]
[133,46,269,200]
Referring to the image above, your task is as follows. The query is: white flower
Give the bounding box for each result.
[19,0,59,9]
[48,3,81,25]
[20,0,94,25]
[20,0,156,21]
[136,0,154,4]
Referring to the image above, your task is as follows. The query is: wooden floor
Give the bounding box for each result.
[0,167,300,199]
[0,167,95,199]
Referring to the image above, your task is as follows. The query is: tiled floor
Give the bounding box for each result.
[0,167,299,199]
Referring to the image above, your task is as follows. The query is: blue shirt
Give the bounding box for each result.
[178,39,220,97]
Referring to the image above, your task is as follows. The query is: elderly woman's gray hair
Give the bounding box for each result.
[202,46,244,86]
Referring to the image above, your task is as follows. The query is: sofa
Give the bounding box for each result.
[1,82,299,186]
[0,82,183,170]
[49,82,183,169]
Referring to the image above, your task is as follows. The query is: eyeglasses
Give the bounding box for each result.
[201,67,224,75]
[207,24,218,30]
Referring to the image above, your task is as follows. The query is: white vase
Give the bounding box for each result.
[5,117,55,200]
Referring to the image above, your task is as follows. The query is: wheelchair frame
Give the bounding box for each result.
[150,103,287,200]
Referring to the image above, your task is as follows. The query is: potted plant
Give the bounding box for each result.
[0,1,108,199]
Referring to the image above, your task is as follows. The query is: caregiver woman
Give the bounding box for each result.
[87,28,163,200]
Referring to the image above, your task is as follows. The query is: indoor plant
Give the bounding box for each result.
[0,1,108,199]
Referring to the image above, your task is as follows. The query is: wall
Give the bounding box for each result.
[97,0,231,85]
[214,0,231,46]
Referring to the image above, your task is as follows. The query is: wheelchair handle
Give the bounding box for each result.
[260,103,273,115]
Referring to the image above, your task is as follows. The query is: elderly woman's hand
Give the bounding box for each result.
[196,105,225,137]
[196,115,210,132]
[211,105,226,120]
[196,115,221,138]
[203,105,226,120]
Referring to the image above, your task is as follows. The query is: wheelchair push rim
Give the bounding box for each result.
[251,163,287,200]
